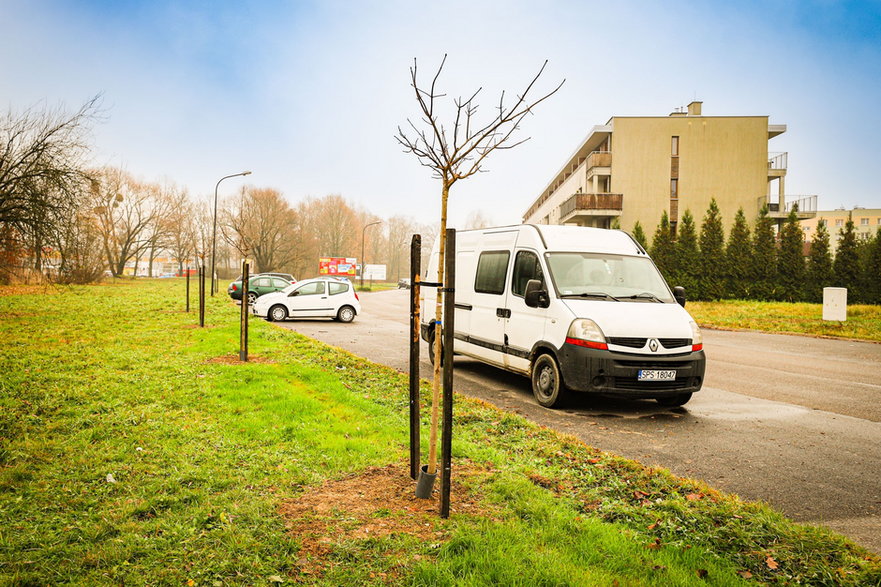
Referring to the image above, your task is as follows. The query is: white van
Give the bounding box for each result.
[421,224,705,408]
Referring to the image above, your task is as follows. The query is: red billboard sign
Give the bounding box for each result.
[318,257,357,276]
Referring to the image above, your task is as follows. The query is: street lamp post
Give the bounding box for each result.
[211,170,251,296]
[360,221,382,288]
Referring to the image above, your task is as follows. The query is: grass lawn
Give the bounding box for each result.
[1,280,879,585]
[688,300,881,343]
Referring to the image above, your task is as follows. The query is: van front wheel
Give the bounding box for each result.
[531,354,566,408]
[655,392,692,407]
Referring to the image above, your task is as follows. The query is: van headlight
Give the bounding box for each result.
[690,320,703,351]
[566,319,608,350]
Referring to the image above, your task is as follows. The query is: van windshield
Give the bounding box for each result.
[545,252,674,303]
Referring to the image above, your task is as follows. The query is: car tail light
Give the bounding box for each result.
[354,291,360,301]
[231,284,237,291]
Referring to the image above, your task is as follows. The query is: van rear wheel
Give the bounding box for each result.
[531,354,566,408]
[427,330,444,367]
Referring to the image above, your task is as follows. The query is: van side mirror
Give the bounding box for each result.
[673,286,686,307]
[524,279,550,308]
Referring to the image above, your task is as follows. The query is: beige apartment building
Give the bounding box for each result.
[522,101,816,235]
[801,208,881,254]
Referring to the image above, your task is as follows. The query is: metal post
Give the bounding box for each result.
[240,260,250,361]
[440,228,455,518]
[409,234,422,480]
[198,260,205,327]
[185,265,190,312]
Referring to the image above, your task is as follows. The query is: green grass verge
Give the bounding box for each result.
[688,300,881,342]
[1,281,878,585]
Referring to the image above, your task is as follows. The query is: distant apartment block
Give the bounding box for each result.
[801,208,881,254]
[522,101,817,235]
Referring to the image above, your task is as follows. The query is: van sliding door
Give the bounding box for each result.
[461,229,518,367]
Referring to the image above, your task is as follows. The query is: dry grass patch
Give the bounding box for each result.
[279,461,495,578]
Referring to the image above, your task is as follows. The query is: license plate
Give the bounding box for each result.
[638,369,676,381]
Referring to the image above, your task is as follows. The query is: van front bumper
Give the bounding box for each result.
[558,344,706,397]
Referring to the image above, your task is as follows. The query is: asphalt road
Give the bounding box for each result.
[273,288,881,554]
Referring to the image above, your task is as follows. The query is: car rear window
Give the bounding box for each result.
[329,282,348,295]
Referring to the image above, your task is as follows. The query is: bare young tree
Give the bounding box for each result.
[396,56,563,477]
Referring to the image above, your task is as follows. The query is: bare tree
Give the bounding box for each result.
[222,187,301,274]
[165,187,198,275]
[464,209,494,229]
[50,205,106,284]
[91,167,159,277]
[385,215,418,281]
[312,194,360,257]
[396,55,563,476]
[0,97,101,273]
[142,181,176,277]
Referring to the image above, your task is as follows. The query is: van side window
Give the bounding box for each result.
[511,251,544,297]
[474,251,510,295]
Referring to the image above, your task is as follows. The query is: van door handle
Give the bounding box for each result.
[496,308,511,318]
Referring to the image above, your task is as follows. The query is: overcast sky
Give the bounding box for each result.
[3,0,880,228]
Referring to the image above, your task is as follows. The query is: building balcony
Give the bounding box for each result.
[587,151,612,170]
[560,193,623,224]
[768,152,787,179]
[586,151,612,181]
[760,194,817,220]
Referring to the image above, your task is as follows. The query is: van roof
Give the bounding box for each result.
[530,225,646,256]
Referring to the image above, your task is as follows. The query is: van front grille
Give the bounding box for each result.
[610,377,690,391]
[614,359,691,369]
[608,337,646,348]
[659,338,691,349]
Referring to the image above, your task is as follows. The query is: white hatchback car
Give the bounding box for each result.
[251,277,361,323]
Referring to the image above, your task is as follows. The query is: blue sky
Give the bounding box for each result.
[3,0,880,227]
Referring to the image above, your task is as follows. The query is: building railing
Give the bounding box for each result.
[587,151,612,170]
[761,194,818,214]
[560,193,623,218]
[768,152,788,170]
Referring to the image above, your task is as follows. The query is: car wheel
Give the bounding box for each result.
[337,305,356,323]
[268,305,288,322]
[246,292,258,305]
[531,353,566,408]
[655,392,692,407]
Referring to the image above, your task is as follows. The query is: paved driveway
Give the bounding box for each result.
[275,288,881,554]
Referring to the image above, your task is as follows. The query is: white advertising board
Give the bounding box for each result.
[364,264,387,280]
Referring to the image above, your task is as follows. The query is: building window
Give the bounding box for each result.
[861,218,869,225]
[835,219,844,227]
[671,178,678,198]
[803,226,811,232]
[671,136,679,156]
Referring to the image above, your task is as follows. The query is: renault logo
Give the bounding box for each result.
[648,339,659,352]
